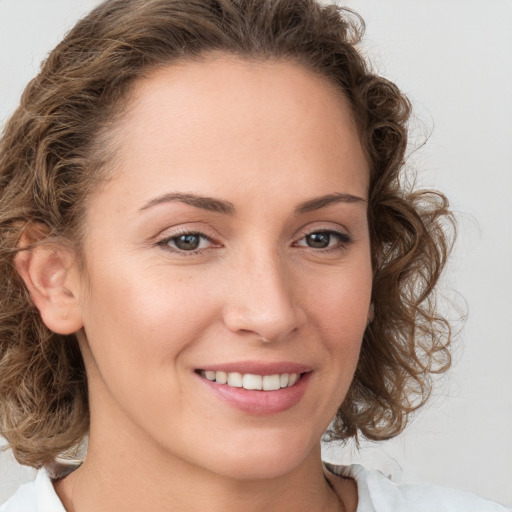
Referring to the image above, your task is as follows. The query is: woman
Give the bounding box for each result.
[0,0,508,510]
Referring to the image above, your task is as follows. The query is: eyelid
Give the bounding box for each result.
[293,226,353,250]
[295,222,352,240]
[152,223,353,255]
[154,222,219,242]
[155,226,221,255]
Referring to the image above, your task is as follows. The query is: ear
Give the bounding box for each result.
[14,240,83,335]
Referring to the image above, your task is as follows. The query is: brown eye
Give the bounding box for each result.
[305,232,331,248]
[157,229,221,256]
[295,230,352,251]
[172,234,201,251]
[158,232,213,253]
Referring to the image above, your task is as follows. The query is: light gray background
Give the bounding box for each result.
[0,0,511,506]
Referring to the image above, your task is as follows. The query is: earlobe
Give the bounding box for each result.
[14,243,84,335]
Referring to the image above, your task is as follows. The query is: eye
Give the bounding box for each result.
[295,230,352,250]
[157,231,214,253]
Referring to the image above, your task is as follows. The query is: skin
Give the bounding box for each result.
[43,56,372,511]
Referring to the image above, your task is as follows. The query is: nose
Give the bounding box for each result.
[222,251,304,343]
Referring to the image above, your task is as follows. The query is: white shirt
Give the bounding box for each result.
[1,463,509,512]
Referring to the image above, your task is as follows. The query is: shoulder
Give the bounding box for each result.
[0,469,66,512]
[324,463,510,512]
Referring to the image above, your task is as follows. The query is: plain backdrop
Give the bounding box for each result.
[0,0,511,506]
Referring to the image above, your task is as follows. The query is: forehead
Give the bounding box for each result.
[94,55,369,212]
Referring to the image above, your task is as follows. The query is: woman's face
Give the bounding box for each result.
[74,56,372,479]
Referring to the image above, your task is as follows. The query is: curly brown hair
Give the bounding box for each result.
[0,0,454,468]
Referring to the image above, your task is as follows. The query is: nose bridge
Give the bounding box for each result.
[222,244,301,342]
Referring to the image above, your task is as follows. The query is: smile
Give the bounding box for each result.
[198,370,300,391]
[195,365,312,415]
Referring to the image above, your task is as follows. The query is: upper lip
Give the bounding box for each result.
[196,361,312,375]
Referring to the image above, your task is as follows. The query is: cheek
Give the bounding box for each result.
[301,260,372,388]
[304,264,372,335]
[78,263,217,389]
[77,268,223,438]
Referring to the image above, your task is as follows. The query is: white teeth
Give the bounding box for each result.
[204,370,216,381]
[243,374,262,390]
[262,374,281,391]
[216,371,227,384]
[227,372,243,387]
[200,370,301,390]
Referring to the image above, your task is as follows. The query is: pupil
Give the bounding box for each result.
[175,234,200,250]
[307,232,330,248]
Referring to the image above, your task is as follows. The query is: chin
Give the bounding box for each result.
[192,428,321,481]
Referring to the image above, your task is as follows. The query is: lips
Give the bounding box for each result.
[195,362,312,415]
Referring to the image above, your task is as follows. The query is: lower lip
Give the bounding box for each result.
[196,372,312,415]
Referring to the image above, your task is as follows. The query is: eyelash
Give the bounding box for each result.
[156,228,353,256]
[294,229,353,252]
[156,229,215,255]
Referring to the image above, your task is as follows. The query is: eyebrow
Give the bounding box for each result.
[138,191,366,215]
[294,192,367,214]
[139,193,236,214]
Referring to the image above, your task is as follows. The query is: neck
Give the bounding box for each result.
[55,437,345,512]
